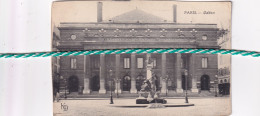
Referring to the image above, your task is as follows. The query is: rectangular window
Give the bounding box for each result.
[202,57,208,68]
[137,58,143,68]
[124,58,130,68]
[71,58,77,69]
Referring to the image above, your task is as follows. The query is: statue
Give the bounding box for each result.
[136,54,167,104]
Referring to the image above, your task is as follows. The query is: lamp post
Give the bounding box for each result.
[109,69,114,104]
[184,69,189,103]
[215,75,218,97]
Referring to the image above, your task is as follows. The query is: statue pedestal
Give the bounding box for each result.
[136,92,167,104]
[136,59,167,104]
[136,98,167,104]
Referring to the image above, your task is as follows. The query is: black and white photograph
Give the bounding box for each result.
[51,1,231,116]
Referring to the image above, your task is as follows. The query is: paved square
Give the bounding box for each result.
[54,97,231,116]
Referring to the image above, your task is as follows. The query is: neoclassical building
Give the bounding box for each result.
[52,2,228,96]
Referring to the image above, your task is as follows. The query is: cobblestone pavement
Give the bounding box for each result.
[54,97,231,116]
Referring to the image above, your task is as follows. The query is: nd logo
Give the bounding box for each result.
[61,103,69,111]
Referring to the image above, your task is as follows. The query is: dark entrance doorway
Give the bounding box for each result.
[136,75,145,91]
[201,75,210,90]
[91,75,100,91]
[68,76,79,93]
[122,76,131,91]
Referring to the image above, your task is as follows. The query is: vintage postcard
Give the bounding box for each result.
[51,1,231,116]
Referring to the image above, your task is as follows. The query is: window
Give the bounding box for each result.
[137,58,143,68]
[151,58,156,68]
[219,69,223,75]
[223,68,226,75]
[202,35,207,40]
[124,58,130,68]
[71,58,77,69]
[202,57,208,68]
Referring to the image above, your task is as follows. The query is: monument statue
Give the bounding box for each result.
[136,54,167,104]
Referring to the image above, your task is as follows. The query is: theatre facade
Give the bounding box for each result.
[52,2,228,96]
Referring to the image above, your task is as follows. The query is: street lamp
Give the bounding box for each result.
[215,75,218,97]
[109,69,114,104]
[184,69,189,103]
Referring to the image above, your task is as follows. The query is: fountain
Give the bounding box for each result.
[136,54,167,104]
[111,54,194,108]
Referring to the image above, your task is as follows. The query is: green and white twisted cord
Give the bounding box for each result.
[0,48,259,58]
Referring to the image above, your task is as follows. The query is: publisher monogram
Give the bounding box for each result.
[61,103,68,111]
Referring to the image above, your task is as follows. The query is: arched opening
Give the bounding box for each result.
[68,76,79,93]
[91,75,100,91]
[136,75,145,91]
[200,75,210,90]
[122,76,131,91]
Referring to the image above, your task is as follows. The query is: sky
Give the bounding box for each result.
[52,1,231,29]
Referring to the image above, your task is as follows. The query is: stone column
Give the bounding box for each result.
[190,54,198,93]
[161,53,167,94]
[83,55,91,94]
[176,53,183,93]
[146,54,152,80]
[130,53,137,93]
[115,54,122,93]
[99,54,106,94]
